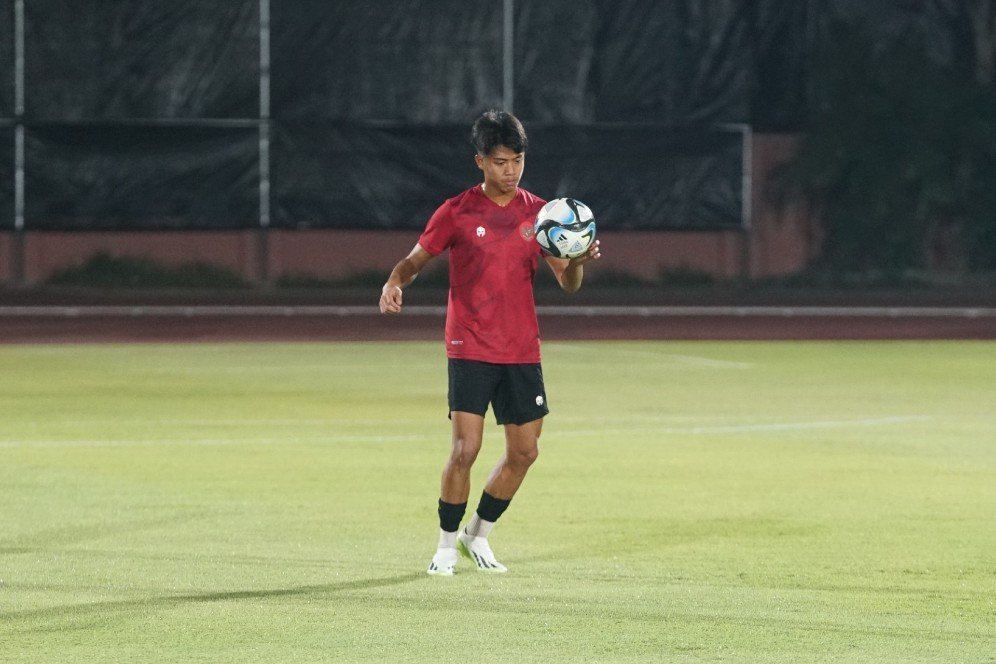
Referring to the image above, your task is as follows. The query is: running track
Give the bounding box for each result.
[1,305,993,343]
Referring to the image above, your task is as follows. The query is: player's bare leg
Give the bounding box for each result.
[428,411,484,575]
[441,411,485,504]
[459,418,543,572]
[485,418,543,500]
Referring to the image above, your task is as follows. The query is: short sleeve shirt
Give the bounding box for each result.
[418,185,547,363]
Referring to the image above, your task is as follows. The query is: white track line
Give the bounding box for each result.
[538,306,996,318]
[550,342,754,369]
[655,415,933,435]
[545,415,935,438]
[0,305,994,318]
[0,434,437,449]
[0,416,932,448]
[663,353,754,369]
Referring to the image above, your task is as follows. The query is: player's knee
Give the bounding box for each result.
[449,438,481,469]
[510,444,539,469]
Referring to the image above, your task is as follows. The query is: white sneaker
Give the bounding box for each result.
[457,531,508,573]
[427,547,457,576]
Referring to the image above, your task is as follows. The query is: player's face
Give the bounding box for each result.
[476,145,524,196]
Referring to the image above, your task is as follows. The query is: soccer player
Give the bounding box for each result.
[379,110,600,575]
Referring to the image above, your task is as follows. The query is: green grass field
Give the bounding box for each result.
[1,340,993,662]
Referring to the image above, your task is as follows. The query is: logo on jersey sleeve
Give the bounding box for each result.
[476,226,486,237]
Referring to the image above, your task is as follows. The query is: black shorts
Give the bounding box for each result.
[448,359,549,426]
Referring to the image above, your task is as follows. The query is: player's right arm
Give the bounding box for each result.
[379,243,435,314]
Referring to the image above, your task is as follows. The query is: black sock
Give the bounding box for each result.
[437,499,467,532]
[475,491,511,523]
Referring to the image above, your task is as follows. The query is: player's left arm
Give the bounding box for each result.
[545,240,601,293]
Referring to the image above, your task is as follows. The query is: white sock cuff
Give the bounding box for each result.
[466,516,496,539]
[438,529,457,550]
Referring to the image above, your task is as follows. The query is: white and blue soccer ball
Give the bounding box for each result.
[534,198,597,259]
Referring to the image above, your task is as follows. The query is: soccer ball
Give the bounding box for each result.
[534,198,597,259]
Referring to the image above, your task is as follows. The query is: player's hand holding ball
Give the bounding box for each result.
[570,239,601,265]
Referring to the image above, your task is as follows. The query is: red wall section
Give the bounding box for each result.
[16,231,261,284]
[0,135,817,286]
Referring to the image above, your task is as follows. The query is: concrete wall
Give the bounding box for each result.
[0,134,818,286]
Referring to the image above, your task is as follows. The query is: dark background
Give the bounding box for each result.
[0,0,985,235]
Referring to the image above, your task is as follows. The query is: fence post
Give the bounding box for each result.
[740,124,754,281]
[256,0,272,286]
[11,0,26,284]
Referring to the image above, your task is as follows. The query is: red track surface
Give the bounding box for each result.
[2,285,994,342]
[1,311,993,343]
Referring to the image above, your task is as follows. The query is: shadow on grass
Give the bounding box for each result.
[5,563,993,647]
[1,572,425,634]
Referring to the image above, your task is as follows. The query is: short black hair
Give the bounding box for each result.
[471,110,528,156]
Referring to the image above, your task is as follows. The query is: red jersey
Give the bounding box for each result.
[418,185,547,363]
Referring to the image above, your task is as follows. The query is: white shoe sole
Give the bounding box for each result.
[427,551,457,576]
[426,564,454,576]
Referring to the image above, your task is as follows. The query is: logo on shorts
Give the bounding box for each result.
[535,395,544,406]
[476,226,486,237]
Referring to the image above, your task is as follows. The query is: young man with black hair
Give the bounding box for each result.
[379,110,601,575]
